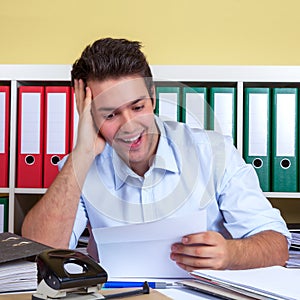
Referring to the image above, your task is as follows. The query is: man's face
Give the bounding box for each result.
[88,76,159,172]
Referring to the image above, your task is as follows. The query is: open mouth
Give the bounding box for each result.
[118,131,144,148]
[123,133,142,143]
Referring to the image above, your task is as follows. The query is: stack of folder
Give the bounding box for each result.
[10,82,300,194]
[16,85,78,189]
[244,87,299,192]
[0,232,51,293]
[155,85,237,144]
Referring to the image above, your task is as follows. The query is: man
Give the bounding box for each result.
[22,37,290,272]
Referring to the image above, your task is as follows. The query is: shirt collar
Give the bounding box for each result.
[113,116,180,190]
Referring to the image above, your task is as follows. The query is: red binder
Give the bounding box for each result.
[0,86,10,187]
[70,87,79,151]
[17,86,44,188]
[43,86,70,188]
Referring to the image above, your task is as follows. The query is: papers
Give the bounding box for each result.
[290,231,300,249]
[179,279,254,300]
[287,250,300,268]
[190,266,300,300]
[286,231,300,268]
[0,260,37,293]
[93,211,207,278]
[0,232,50,293]
[0,232,51,264]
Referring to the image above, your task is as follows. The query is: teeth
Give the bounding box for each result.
[123,134,141,143]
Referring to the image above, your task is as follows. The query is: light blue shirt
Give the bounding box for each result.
[61,117,291,249]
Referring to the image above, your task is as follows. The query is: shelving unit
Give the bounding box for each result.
[1,65,300,233]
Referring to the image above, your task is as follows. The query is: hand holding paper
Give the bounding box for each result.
[170,230,230,271]
[92,211,207,278]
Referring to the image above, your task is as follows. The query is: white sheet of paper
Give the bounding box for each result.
[92,210,207,278]
[191,266,300,299]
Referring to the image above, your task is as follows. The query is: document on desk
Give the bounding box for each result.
[190,266,300,300]
[92,210,206,278]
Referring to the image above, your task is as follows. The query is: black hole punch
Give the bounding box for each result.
[25,155,35,165]
[64,259,89,275]
[280,159,291,169]
[51,155,60,165]
[252,158,263,169]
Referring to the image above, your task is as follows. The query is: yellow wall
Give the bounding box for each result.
[1,0,300,65]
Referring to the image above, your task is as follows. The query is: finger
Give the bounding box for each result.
[182,231,221,246]
[75,79,87,113]
[171,243,213,258]
[74,78,79,92]
[74,79,84,99]
[171,253,216,270]
[85,86,92,105]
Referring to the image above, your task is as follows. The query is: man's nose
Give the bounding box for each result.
[120,109,136,131]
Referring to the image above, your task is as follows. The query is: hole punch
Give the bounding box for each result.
[32,249,151,300]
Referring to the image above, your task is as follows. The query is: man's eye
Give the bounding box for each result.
[133,105,144,112]
[104,113,115,120]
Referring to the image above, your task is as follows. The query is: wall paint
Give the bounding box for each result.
[1,0,300,65]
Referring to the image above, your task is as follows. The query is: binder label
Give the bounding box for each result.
[185,92,205,129]
[276,94,296,156]
[46,93,67,154]
[0,92,5,153]
[249,93,268,156]
[158,92,178,121]
[214,93,233,137]
[21,93,41,154]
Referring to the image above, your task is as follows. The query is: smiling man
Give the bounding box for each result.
[22,37,291,272]
[90,76,159,176]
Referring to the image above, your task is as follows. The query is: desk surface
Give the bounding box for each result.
[0,291,170,300]
[0,288,221,300]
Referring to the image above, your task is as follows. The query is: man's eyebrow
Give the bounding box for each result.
[96,96,148,112]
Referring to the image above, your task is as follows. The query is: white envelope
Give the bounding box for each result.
[92,210,207,278]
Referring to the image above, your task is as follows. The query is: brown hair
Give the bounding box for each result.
[71,38,154,99]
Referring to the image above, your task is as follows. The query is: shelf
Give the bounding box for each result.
[2,65,300,232]
[15,188,47,194]
[265,193,300,199]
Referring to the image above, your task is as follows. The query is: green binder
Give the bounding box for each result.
[208,87,237,145]
[244,88,271,192]
[155,86,181,122]
[0,197,8,232]
[272,88,298,192]
[182,87,208,129]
